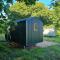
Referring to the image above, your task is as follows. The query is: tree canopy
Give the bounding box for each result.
[16,0,36,5]
[0,0,60,33]
[51,0,60,27]
[8,2,55,25]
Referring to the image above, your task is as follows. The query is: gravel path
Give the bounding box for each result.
[35,41,58,48]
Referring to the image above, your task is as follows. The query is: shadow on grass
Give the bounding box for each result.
[0,41,60,60]
[0,34,60,60]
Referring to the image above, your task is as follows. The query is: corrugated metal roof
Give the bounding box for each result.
[15,17,33,22]
[15,17,43,23]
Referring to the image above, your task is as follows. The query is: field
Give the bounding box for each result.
[0,34,60,60]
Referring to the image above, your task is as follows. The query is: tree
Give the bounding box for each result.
[0,0,36,33]
[6,0,13,4]
[0,0,12,33]
[8,2,32,20]
[51,0,60,28]
[51,0,60,7]
[16,0,36,5]
[8,2,53,25]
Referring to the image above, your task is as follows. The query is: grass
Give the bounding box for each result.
[0,42,60,60]
[0,34,5,41]
[43,36,60,43]
[0,34,60,60]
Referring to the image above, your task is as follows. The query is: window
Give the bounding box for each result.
[34,23,38,31]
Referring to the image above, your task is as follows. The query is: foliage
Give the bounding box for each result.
[51,0,60,7]
[51,0,60,28]
[44,36,60,43]
[8,2,31,20]
[6,0,13,4]
[16,0,36,5]
[8,2,52,25]
[0,39,60,60]
[8,1,60,26]
[0,0,37,33]
[0,19,9,33]
[0,0,60,33]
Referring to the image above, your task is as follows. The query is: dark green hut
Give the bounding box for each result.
[5,17,43,48]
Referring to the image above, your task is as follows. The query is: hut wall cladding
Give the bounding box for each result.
[15,17,43,47]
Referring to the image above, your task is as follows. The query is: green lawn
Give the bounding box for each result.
[0,42,60,60]
[43,36,60,43]
[0,34,5,41]
[0,34,60,60]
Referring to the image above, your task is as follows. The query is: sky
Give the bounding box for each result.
[38,0,52,6]
[4,0,52,7]
[13,0,52,6]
